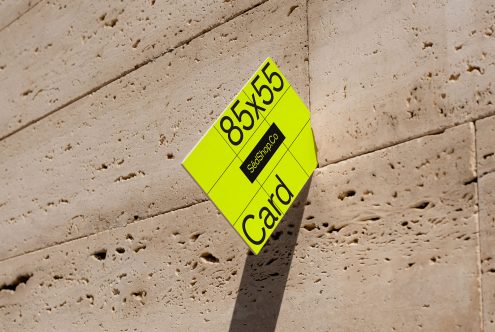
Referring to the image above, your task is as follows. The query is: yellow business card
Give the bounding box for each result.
[182,57,317,254]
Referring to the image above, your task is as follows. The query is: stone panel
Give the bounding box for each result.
[309,0,495,166]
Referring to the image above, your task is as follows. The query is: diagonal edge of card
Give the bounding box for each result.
[182,57,318,255]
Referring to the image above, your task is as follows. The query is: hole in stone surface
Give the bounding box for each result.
[21,89,33,96]
[116,247,125,254]
[134,244,146,253]
[411,201,430,209]
[131,290,146,305]
[303,223,317,231]
[287,5,299,16]
[114,171,145,182]
[0,274,32,292]
[328,224,346,234]
[422,41,433,49]
[463,177,477,185]
[105,18,118,27]
[92,249,107,260]
[467,64,482,74]
[361,216,381,222]
[449,73,460,81]
[132,290,146,298]
[190,233,202,242]
[167,153,174,159]
[266,258,277,266]
[338,190,356,200]
[132,39,141,48]
[200,252,219,263]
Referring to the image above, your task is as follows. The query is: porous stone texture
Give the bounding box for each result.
[480,172,495,331]
[309,0,495,166]
[476,115,495,176]
[477,115,495,331]
[277,123,480,331]
[0,123,480,331]
[0,0,308,260]
[1,0,493,330]
[0,201,247,331]
[0,0,38,30]
[0,0,264,137]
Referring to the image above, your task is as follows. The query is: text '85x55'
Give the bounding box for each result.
[182,57,317,255]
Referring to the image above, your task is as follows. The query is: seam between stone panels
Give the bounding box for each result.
[474,120,485,332]
[0,0,43,33]
[479,169,495,179]
[0,0,269,142]
[0,198,209,264]
[317,110,495,170]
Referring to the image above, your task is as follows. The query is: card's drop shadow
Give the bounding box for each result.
[229,177,312,332]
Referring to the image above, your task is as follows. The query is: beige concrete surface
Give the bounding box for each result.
[477,115,495,331]
[0,0,308,260]
[0,0,39,30]
[309,0,495,166]
[0,0,264,138]
[0,123,479,331]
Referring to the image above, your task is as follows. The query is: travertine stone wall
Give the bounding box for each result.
[0,0,264,137]
[477,116,495,330]
[0,0,307,260]
[0,124,481,331]
[309,0,495,165]
[480,172,495,330]
[0,0,494,331]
